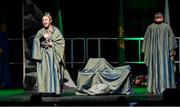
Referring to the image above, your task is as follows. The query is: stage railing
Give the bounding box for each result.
[65,37,180,71]
[8,37,180,67]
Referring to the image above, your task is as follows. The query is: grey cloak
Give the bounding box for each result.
[32,26,76,94]
[142,23,178,94]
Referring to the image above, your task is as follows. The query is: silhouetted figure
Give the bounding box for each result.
[115,96,129,106]
[163,88,180,105]
[29,94,43,105]
[0,21,11,88]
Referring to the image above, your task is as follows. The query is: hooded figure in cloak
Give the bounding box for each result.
[142,12,178,95]
[0,21,11,88]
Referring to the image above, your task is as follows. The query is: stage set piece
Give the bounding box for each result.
[76,58,133,95]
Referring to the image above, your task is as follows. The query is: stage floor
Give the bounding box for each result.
[0,87,165,106]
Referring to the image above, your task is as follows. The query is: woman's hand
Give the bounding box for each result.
[43,32,51,39]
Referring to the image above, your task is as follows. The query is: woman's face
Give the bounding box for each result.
[42,16,52,28]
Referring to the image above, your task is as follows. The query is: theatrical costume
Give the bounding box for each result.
[32,26,65,94]
[142,23,178,94]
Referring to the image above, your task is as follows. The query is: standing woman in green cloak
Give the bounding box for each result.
[32,12,65,95]
[142,12,178,95]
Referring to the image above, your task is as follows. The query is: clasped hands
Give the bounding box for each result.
[42,32,52,48]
